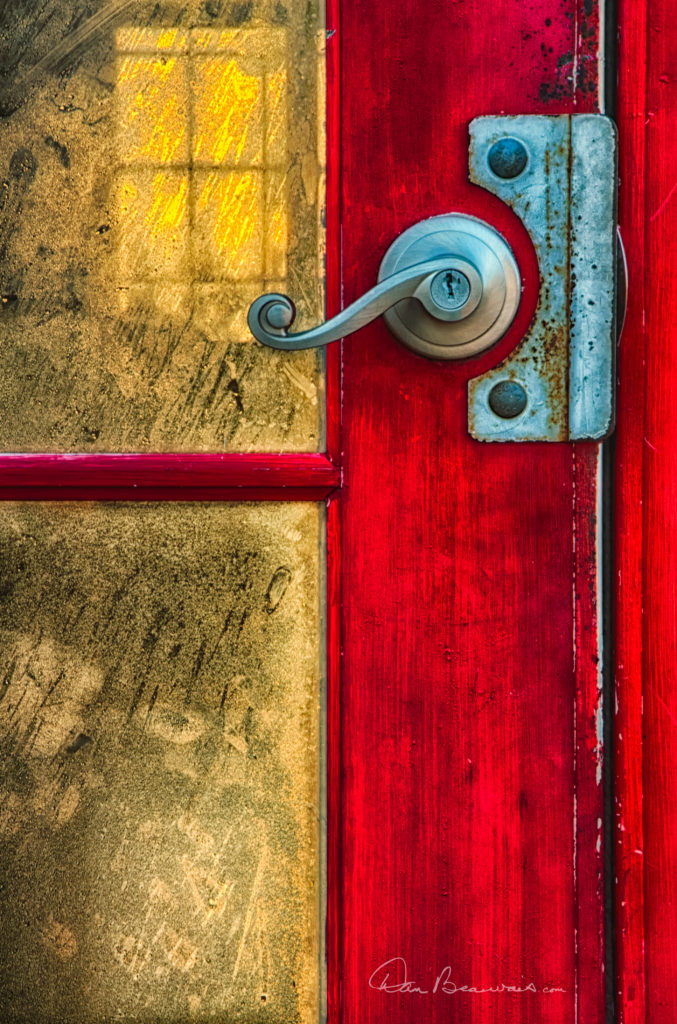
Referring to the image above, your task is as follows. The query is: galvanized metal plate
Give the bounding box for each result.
[467,114,618,442]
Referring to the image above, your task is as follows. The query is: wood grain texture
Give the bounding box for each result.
[616,0,677,1019]
[326,493,342,1024]
[332,1,606,1022]
[324,6,342,1020]
[615,1,648,1021]
[324,0,341,468]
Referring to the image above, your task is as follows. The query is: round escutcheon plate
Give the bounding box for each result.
[378,213,521,359]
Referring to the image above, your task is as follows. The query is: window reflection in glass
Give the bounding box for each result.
[0,4,325,452]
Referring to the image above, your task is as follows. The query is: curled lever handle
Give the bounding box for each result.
[247,214,521,360]
[247,256,473,351]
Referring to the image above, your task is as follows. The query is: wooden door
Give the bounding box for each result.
[329,4,609,1024]
[0,0,626,1022]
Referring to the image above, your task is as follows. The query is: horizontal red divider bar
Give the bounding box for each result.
[0,487,336,502]
[0,453,341,500]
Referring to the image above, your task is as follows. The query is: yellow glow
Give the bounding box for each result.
[193,57,262,165]
[196,171,262,278]
[156,28,182,50]
[117,172,188,278]
[190,27,286,58]
[115,27,309,309]
[115,26,188,51]
[146,172,187,238]
[266,172,287,279]
[117,55,187,164]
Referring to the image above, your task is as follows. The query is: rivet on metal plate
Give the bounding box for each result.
[488,380,528,419]
[487,137,529,180]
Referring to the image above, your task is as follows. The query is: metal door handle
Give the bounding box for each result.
[247,114,620,440]
[248,257,469,350]
[248,214,521,360]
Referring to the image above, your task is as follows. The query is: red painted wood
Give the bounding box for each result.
[0,452,339,498]
[0,487,338,502]
[615,1,648,1021]
[324,0,341,468]
[326,493,343,1024]
[324,11,343,1020]
[573,445,606,1018]
[332,2,605,1023]
[616,0,677,1019]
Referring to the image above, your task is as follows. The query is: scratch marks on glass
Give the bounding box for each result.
[0,501,322,1023]
[0,2,326,451]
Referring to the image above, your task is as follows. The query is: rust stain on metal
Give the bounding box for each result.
[467,116,571,441]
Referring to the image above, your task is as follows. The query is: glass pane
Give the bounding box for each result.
[0,2,325,451]
[0,502,323,1022]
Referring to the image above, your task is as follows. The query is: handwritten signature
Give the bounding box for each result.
[368,957,566,995]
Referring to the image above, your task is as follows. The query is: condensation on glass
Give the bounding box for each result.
[0,502,323,1022]
[0,1,326,451]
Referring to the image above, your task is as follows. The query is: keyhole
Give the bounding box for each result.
[445,272,461,300]
[430,269,472,312]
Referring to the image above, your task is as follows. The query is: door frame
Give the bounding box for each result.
[0,0,670,1019]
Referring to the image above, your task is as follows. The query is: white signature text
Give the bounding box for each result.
[368,957,566,996]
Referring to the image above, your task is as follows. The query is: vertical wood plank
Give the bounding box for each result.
[615,0,648,1020]
[616,0,677,1018]
[333,2,606,1023]
[642,12,677,1008]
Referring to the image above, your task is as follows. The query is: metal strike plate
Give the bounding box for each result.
[467,114,618,442]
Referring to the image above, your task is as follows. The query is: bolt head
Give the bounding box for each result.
[488,380,527,418]
[488,137,528,179]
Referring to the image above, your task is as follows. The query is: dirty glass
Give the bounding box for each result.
[0,1,326,451]
[0,502,324,1023]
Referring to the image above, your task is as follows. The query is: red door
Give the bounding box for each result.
[326,4,608,1024]
[1,0,673,1022]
